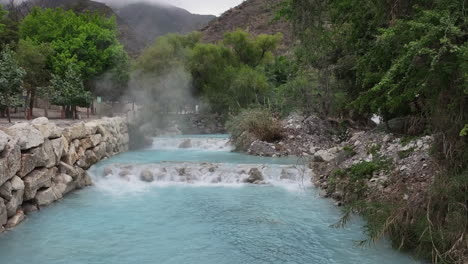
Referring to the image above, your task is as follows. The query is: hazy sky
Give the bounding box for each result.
[97,0,245,15]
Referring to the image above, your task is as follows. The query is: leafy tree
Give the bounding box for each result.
[0,46,25,122]
[49,66,93,119]
[16,39,53,118]
[19,7,127,84]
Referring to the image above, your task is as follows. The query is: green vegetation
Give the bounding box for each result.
[226,108,284,151]
[0,46,25,122]
[342,145,357,157]
[397,147,416,159]
[367,144,381,155]
[0,6,128,121]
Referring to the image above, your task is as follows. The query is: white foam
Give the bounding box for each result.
[89,162,313,195]
[151,137,233,151]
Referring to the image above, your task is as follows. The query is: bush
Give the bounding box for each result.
[226,108,284,150]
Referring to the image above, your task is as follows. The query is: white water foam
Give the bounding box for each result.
[90,162,312,194]
[150,136,233,151]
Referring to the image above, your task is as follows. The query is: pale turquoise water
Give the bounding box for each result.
[0,135,422,264]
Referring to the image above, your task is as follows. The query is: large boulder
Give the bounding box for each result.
[53,173,74,195]
[63,122,87,141]
[178,139,192,149]
[18,153,38,178]
[62,143,79,166]
[313,148,338,162]
[23,168,55,201]
[0,198,7,227]
[5,210,24,229]
[6,123,44,150]
[30,139,56,168]
[6,176,24,217]
[76,150,98,169]
[35,185,62,206]
[0,181,12,200]
[31,117,63,139]
[50,136,68,165]
[140,169,154,182]
[244,168,264,184]
[0,138,21,186]
[0,130,9,153]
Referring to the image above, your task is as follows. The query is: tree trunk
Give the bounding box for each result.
[6,99,11,123]
[44,100,48,118]
[29,89,35,120]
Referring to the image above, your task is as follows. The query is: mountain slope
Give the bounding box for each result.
[201,0,294,53]
[114,2,215,46]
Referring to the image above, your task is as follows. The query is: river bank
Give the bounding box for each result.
[0,116,129,231]
[231,112,466,263]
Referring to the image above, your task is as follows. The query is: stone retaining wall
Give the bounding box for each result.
[0,117,129,231]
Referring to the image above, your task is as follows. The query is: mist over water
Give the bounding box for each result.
[0,135,423,264]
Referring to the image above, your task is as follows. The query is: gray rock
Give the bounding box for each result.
[32,117,63,139]
[7,123,44,150]
[18,153,38,178]
[5,210,24,229]
[35,186,62,206]
[22,203,38,214]
[103,167,113,177]
[178,139,192,149]
[314,149,336,162]
[0,181,12,200]
[6,186,24,217]
[50,136,67,165]
[0,130,9,153]
[0,138,21,186]
[244,168,264,183]
[23,168,55,201]
[140,169,154,182]
[63,123,87,141]
[0,198,7,226]
[76,150,98,169]
[30,139,56,168]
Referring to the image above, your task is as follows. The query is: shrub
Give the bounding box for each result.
[226,108,284,150]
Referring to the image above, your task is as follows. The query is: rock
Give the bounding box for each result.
[5,210,25,229]
[76,150,98,169]
[31,117,63,139]
[119,170,131,178]
[6,177,24,217]
[63,144,79,165]
[0,138,21,186]
[23,168,55,201]
[280,169,296,180]
[140,169,154,182]
[6,123,44,150]
[0,181,12,200]
[22,203,38,214]
[35,186,62,206]
[178,139,192,149]
[103,167,113,177]
[244,168,264,183]
[314,149,336,162]
[18,153,38,177]
[30,139,56,168]
[53,174,74,195]
[63,123,86,141]
[0,198,7,226]
[50,136,67,165]
[89,134,102,147]
[0,130,9,153]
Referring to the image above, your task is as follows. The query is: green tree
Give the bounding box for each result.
[16,39,53,118]
[19,7,127,85]
[0,46,26,123]
[50,66,93,119]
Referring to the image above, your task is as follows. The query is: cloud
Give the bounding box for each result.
[94,0,244,15]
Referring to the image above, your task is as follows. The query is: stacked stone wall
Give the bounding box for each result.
[0,117,129,231]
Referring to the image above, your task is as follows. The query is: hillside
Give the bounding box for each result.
[5,0,215,55]
[114,2,215,47]
[201,0,294,53]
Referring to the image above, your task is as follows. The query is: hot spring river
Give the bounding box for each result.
[0,135,422,264]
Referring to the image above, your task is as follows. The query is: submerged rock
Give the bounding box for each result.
[178,139,192,149]
[103,167,114,177]
[244,168,264,183]
[140,169,154,182]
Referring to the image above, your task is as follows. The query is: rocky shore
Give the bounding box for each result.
[0,117,129,231]
[241,114,437,208]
